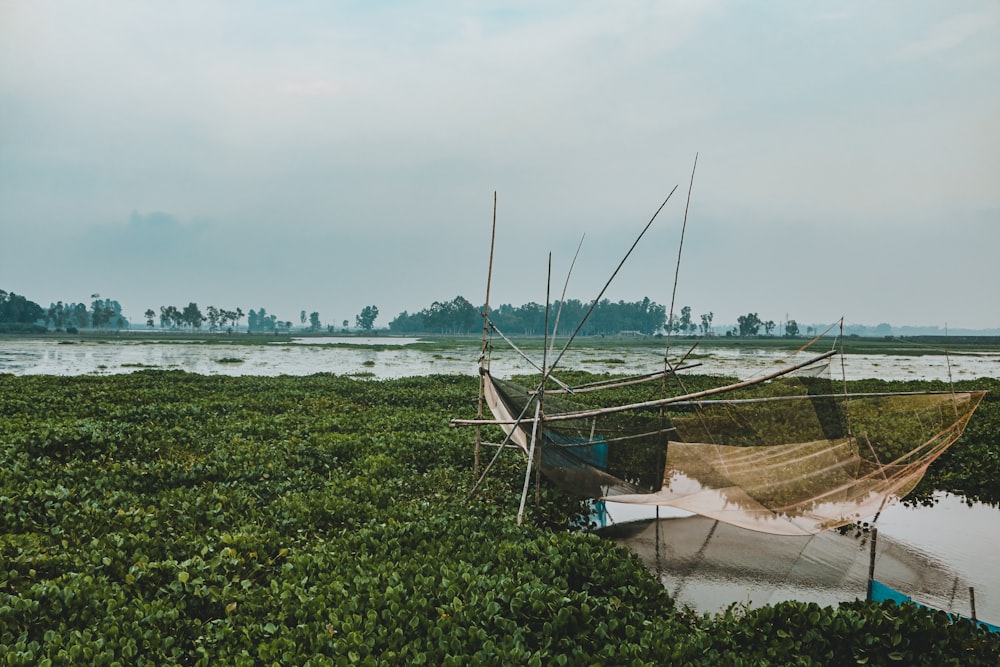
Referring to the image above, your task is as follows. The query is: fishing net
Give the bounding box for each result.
[479,358,985,536]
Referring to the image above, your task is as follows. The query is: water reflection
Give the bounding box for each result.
[602,493,999,623]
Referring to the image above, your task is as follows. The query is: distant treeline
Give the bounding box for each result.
[388,295,681,336]
[0,290,46,333]
[0,292,128,333]
[48,299,128,331]
[154,304,246,332]
[6,287,997,338]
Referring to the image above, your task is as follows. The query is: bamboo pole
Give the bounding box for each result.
[452,349,839,426]
[466,382,539,499]
[867,527,878,601]
[536,254,553,511]
[542,363,702,395]
[482,321,572,391]
[474,192,498,480]
[544,185,679,377]
[664,153,698,369]
[516,254,552,525]
[451,388,982,428]
[548,235,586,359]
[970,586,977,622]
[516,400,542,526]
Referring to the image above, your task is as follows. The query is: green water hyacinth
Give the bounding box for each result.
[0,372,997,664]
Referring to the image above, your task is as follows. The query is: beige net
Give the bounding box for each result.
[471,360,985,536]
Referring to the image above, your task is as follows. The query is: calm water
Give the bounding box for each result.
[2,336,998,621]
[602,494,1000,622]
[2,336,998,381]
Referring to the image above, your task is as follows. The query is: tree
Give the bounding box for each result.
[784,319,799,337]
[737,312,762,337]
[356,305,379,332]
[182,302,204,330]
[763,320,776,336]
[206,306,220,332]
[73,303,89,329]
[641,300,667,335]
[309,312,321,331]
[300,310,307,327]
[248,308,276,334]
[388,310,424,333]
[87,298,126,330]
[90,300,107,329]
[0,291,44,325]
[46,302,66,329]
[676,305,693,335]
[700,312,714,336]
[144,309,156,328]
[450,296,479,334]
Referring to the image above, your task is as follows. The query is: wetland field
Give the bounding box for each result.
[1,333,999,663]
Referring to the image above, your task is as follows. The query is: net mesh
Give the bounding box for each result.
[484,363,985,536]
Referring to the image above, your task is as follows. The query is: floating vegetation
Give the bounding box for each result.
[215,357,244,364]
[362,360,376,367]
[121,362,159,368]
[0,373,995,663]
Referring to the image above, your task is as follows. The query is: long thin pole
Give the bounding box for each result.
[867,527,878,600]
[516,400,542,526]
[546,185,678,377]
[548,235,586,361]
[536,254,553,510]
[453,349,838,426]
[475,191,498,479]
[517,254,551,524]
[665,153,698,367]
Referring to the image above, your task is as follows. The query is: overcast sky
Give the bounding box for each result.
[2,1,998,330]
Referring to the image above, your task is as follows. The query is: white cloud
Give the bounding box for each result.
[893,5,1000,60]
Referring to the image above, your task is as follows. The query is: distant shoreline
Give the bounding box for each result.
[3,330,999,357]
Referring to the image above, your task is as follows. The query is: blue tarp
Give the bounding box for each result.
[869,579,999,633]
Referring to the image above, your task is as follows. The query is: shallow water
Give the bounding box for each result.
[603,494,1000,622]
[2,337,998,382]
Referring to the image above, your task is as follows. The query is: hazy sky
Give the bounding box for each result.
[2,1,998,330]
